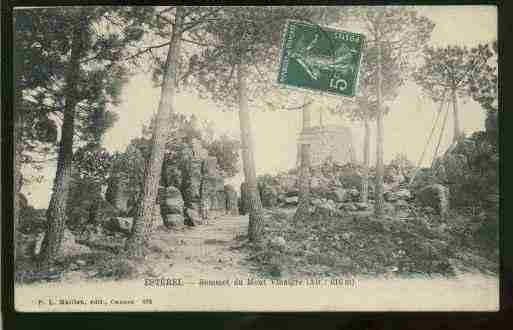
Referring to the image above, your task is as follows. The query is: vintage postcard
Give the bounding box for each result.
[13,5,499,311]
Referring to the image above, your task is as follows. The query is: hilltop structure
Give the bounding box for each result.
[297,124,356,167]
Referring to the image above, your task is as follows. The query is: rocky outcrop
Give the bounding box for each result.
[240,182,249,215]
[432,153,469,184]
[416,184,449,217]
[108,217,133,235]
[184,207,202,226]
[34,229,91,259]
[224,185,238,216]
[105,175,131,215]
[158,186,184,227]
[260,185,278,208]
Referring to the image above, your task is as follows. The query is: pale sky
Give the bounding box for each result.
[22,6,497,208]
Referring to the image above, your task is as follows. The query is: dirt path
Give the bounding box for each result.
[146,214,258,282]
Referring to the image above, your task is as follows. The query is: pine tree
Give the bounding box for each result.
[414,44,493,143]
[341,7,434,217]
[14,7,151,265]
[182,6,315,241]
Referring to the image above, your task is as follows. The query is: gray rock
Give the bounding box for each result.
[269,236,287,250]
[164,213,185,228]
[416,184,449,216]
[184,208,202,226]
[33,232,46,256]
[159,186,184,215]
[433,153,468,184]
[395,189,412,200]
[110,217,133,234]
[384,191,398,202]
[327,188,347,203]
[105,175,131,214]
[383,202,395,214]
[224,184,238,215]
[284,196,299,205]
[34,229,92,259]
[349,188,360,201]
[423,206,436,214]
[261,185,278,208]
[354,202,369,211]
[313,201,337,218]
[394,199,410,210]
[341,203,357,212]
[76,259,87,266]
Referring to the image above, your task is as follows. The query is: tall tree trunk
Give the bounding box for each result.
[13,30,24,260]
[451,86,463,143]
[294,100,313,221]
[361,116,370,204]
[39,14,85,266]
[237,62,264,242]
[294,144,311,221]
[125,7,184,257]
[374,41,385,217]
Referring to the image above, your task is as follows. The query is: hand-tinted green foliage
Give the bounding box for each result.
[14,7,154,170]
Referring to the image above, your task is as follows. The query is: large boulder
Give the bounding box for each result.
[191,138,209,159]
[284,196,299,206]
[354,202,370,211]
[395,189,412,200]
[326,188,347,203]
[433,153,469,184]
[159,186,184,215]
[212,190,227,211]
[109,217,133,235]
[163,214,185,228]
[34,229,92,259]
[384,191,398,202]
[202,157,218,176]
[224,185,238,215]
[105,175,131,215]
[339,202,357,212]
[416,184,450,217]
[313,200,337,218]
[348,188,360,201]
[260,185,278,208]
[184,207,202,226]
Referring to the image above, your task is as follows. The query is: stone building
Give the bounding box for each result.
[297,124,356,167]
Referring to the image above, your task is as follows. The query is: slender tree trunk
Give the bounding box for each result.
[361,116,370,204]
[294,144,311,221]
[39,14,85,266]
[237,61,265,242]
[302,99,312,130]
[374,41,385,217]
[13,31,24,260]
[125,7,184,257]
[294,100,313,221]
[451,86,463,143]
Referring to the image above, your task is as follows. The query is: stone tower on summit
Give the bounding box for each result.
[297,106,356,167]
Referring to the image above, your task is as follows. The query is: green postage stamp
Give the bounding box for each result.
[278,20,365,97]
